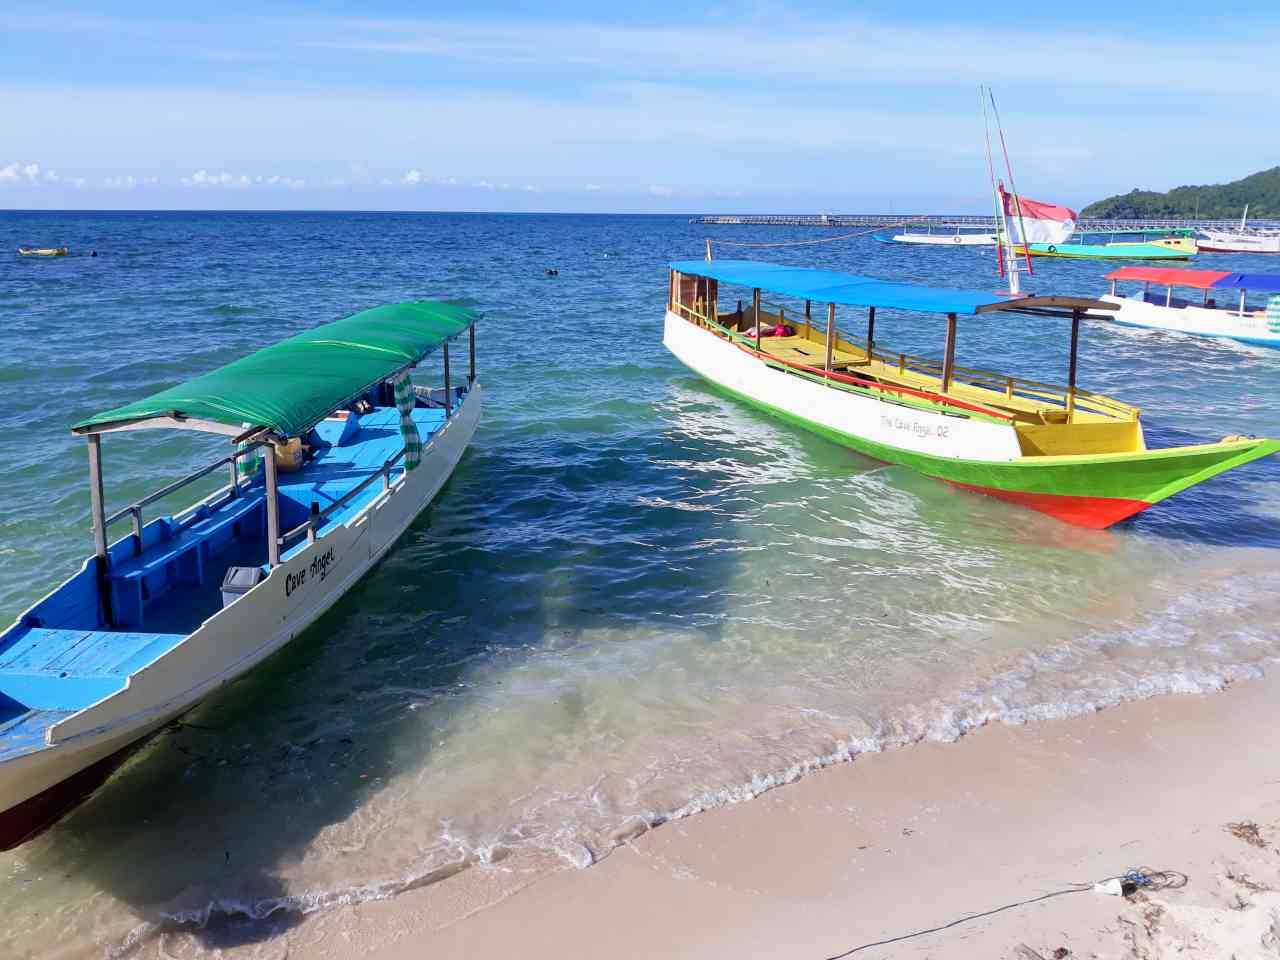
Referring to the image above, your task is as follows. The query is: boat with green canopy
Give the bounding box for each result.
[0,301,482,848]
[663,258,1278,527]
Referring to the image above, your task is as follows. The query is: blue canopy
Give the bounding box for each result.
[1213,272,1280,293]
[670,259,1021,316]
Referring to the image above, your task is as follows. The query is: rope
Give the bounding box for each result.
[708,219,925,252]
[821,868,1186,960]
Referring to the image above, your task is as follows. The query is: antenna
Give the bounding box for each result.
[980,85,1008,284]
[988,87,1035,285]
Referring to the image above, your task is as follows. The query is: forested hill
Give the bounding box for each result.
[1082,167,1280,219]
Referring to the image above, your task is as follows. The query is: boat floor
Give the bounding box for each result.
[754,333,1072,422]
[0,405,450,760]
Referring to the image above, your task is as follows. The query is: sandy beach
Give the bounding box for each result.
[277,674,1280,960]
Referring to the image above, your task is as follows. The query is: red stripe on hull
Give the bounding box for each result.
[0,742,139,851]
[949,481,1152,529]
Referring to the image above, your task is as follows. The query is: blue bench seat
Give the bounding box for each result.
[107,492,264,627]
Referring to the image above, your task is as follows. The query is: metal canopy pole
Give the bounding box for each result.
[87,434,108,560]
[866,306,877,360]
[753,288,762,351]
[443,342,453,413]
[824,303,836,373]
[1067,308,1081,420]
[468,323,477,384]
[941,313,958,392]
[265,445,281,568]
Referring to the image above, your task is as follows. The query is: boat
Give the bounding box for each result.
[1016,238,1194,260]
[662,258,1278,528]
[1096,266,1280,347]
[17,247,69,257]
[0,301,482,848]
[889,224,996,246]
[1197,207,1280,254]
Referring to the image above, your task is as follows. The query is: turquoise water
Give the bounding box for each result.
[2,212,1279,957]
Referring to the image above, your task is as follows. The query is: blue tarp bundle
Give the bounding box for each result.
[1214,272,1280,293]
[670,259,1017,316]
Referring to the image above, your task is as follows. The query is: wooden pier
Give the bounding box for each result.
[690,214,1280,232]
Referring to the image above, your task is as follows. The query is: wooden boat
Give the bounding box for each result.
[663,259,1278,528]
[1197,209,1280,254]
[1017,236,1195,260]
[1096,266,1280,347]
[0,302,482,848]
[890,225,996,246]
[17,247,69,257]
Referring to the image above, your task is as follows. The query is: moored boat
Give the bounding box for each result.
[17,247,69,257]
[1096,266,1280,347]
[1017,237,1195,260]
[663,259,1278,528]
[0,301,482,848]
[890,225,996,246]
[1197,206,1280,254]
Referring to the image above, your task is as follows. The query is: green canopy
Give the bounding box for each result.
[73,301,476,438]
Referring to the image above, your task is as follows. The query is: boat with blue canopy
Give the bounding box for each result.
[663,257,1278,527]
[1097,266,1280,347]
[0,301,482,848]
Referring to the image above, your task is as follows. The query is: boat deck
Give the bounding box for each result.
[0,404,449,759]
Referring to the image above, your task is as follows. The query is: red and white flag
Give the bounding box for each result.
[999,185,1076,244]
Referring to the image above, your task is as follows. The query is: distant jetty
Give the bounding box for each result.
[689,214,1280,232]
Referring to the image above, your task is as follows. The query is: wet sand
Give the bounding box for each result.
[287,672,1280,959]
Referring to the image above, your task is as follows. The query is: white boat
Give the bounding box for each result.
[890,225,997,246]
[1095,266,1280,347]
[0,301,482,847]
[17,247,69,257]
[1197,207,1280,253]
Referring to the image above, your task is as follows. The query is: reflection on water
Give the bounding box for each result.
[0,213,1278,957]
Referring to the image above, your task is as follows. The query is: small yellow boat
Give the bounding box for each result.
[17,247,69,257]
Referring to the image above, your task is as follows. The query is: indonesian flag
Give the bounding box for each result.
[999,184,1076,245]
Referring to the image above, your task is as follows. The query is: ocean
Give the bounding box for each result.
[1,211,1278,957]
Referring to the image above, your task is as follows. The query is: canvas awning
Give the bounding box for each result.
[73,301,477,439]
[1105,266,1230,289]
[1106,267,1280,293]
[670,260,1106,317]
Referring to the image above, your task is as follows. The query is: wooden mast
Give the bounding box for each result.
[941,313,957,392]
[824,303,836,373]
[1067,307,1081,420]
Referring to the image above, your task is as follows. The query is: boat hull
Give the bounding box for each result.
[663,311,1278,527]
[1096,294,1280,348]
[0,384,482,845]
[891,233,997,246]
[1020,242,1191,261]
[1197,231,1280,254]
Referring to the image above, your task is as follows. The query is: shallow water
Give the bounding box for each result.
[1,212,1278,957]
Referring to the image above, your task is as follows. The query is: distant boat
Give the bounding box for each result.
[890,224,997,246]
[1017,236,1195,261]
[0,301,482,849]
[17,247,69,257]
[1096,265,1280,347]
[1197,207,1280,253]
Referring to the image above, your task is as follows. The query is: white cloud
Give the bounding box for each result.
[401,168,423,185]
[317,17,1280,100]
[584,183,602,192]
[0,161,43,185]
[648,184,674,197]
[178,169,303,188]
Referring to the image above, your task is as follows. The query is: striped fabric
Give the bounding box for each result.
[1267,295,1280,334]
[236,423,261,478]
[392,374,422,470]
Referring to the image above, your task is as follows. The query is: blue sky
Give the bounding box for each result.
[2,2,1278,212]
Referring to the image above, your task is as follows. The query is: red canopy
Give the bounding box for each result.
[1106,266,1231,289]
